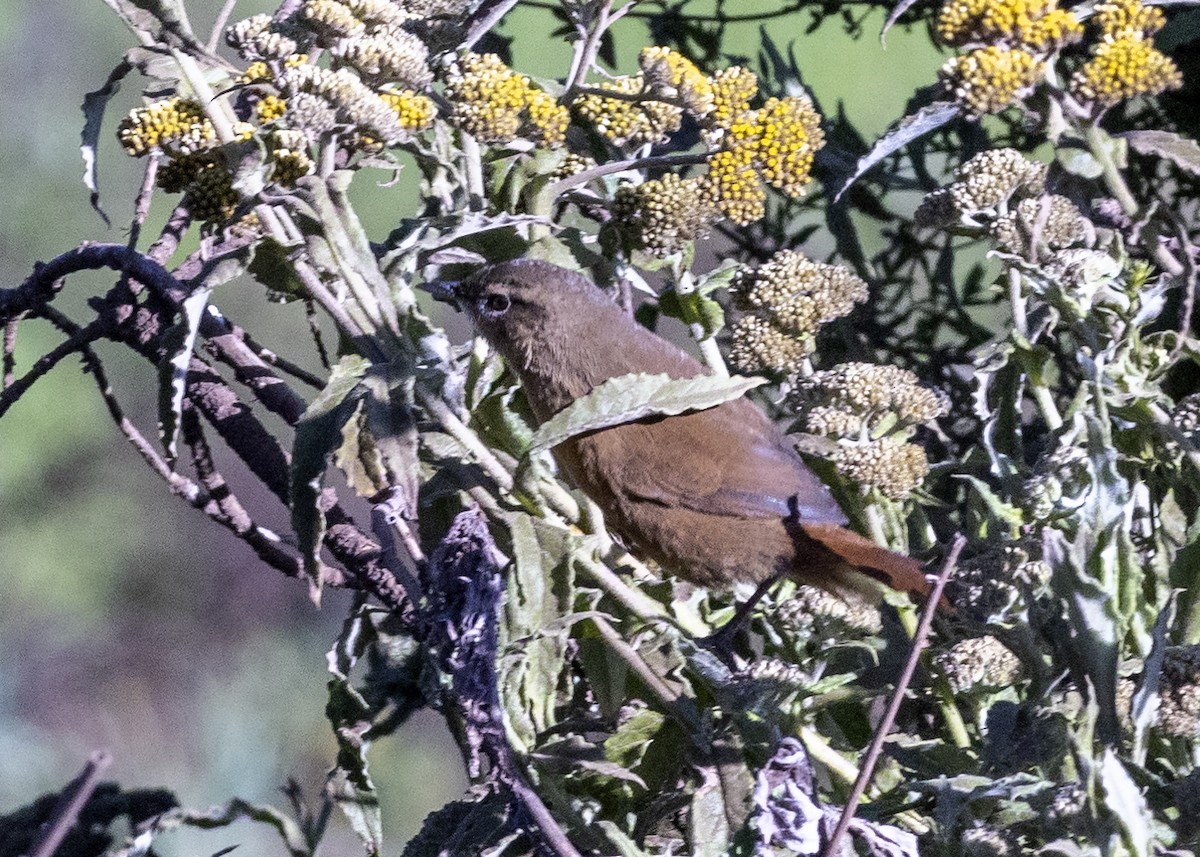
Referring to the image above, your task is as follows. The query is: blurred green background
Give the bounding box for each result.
[0,2,942,852]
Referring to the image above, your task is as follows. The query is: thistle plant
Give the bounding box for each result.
[2,0,1198,856]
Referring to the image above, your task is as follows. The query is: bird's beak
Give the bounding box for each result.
[418,279,462,311]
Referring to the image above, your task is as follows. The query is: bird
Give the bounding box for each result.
[429,258,932,604]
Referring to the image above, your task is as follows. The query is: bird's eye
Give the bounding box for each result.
[480,293,511,316]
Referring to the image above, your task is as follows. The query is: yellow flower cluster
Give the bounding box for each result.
[444,52,568,146]
[937,0,1082,52]
[1072,37,1181,106]
[379,89,436,131]
[708,66,759,129]
[574,74,683,147]
[335,28,432,89]
[613,173,713,256]
[639,46,715,117]
[118,98,216,157]
[726,252,867,374]
[705,147,766,225]
[939,45,1043,116]
[1093,0,1166,37]
[255,94,289,123]
[700,92,824,221]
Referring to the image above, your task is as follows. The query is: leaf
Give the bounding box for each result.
[498,513,575,751]
[136,798,310,857]
[399,791,515,857]
[80,56,136,226]
[334,399,386,498]
[325,606,383,856]
[527,372,767,456]
[290,356,370,598]
[833,101,961,202]
[881,0,923,43]
[362,365,419,520]
[658,289,726,339]
[1099,750,1152,857]
[156,286,211,465]
[689,768,732,857]
[248,236,306,303]
[1129,593,1176,764]
[1121,129,1200,176]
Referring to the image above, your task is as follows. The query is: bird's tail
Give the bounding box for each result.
[796,522,938,605]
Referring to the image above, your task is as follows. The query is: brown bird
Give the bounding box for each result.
[433,259,930,603]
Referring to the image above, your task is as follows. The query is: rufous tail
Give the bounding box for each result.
[797,522,944,607]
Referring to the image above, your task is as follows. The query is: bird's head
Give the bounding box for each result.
[424,259,602,364]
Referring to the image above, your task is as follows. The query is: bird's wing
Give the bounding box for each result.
[570,397,849,525]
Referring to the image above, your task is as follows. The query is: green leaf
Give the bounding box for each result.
[527,372,767,456]
[325,606,383,856]
[658,288,726,339]
[334,399,386,498]
[156,286,211,465]
[248,236,307,302]
[290,355,370,598]
[362,365,419,518]
[498,513,575,752]
[689,768,732,857]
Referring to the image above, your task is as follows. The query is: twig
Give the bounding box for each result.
[305,298,333,371]
[564,0,614,97]
[545,152,708,198]
[29,750,113,857]
[462,0,522,50]
[0,320,105,419]
[820,533,965,857]
[523,0,811,23]
[128,153,161,253]
[207,0,240,54]
[182,403,307,580]
[3,318,17,389]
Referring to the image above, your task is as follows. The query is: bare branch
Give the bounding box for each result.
[821,534,965,857]
[29,750,113,857]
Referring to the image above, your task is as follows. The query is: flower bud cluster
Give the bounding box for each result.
[267,129,316,185]
[444,52,568,146]
[991,194,1088,253]
[916,148,1047,226]
[789,361,947,498]
[935,635,1023,693]
[725,252,867,373]
[157,153,240,222]
[1158,645,1200,737]
[945,548,1049,622]
[574,74,683,147]
[278,64,407,145]
[775,584,885,638]
[613,174,713,257]
[831,436,932,499]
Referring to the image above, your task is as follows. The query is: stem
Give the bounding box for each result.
[545,152,708,198]
[821,534,964,857]
[1085,123,1138,218]
[1009,268,1063,431]
[29,751,113,857]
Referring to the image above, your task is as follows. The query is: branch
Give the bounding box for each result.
[820,534,965,857]
[0,320,105,419]
[29,750,113,857]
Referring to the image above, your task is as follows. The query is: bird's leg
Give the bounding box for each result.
[699,571,785,665]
